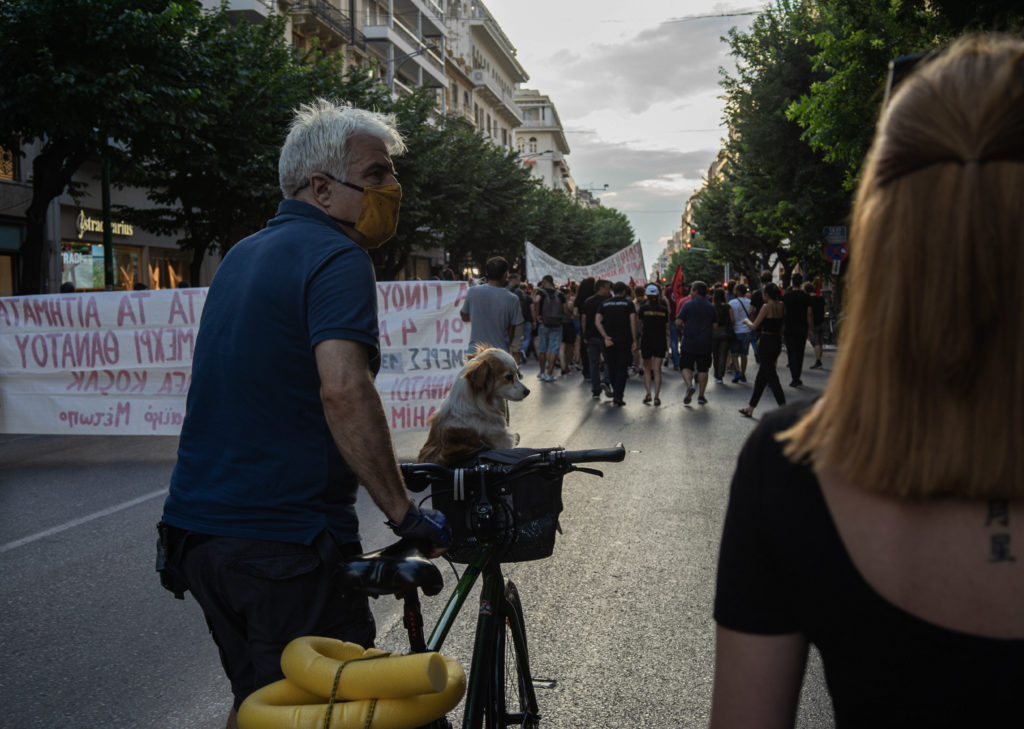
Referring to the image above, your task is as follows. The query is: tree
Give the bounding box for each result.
[0,0,205,294]
[118,6,386,286]
[786,0,1023,190]
[710,0,848,281]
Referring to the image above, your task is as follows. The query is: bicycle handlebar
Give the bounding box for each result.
[401,443,626,492]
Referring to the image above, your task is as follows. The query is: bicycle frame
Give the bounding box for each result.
[423,544,538,729]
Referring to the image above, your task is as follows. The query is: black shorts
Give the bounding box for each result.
[641,343,667,360]
[561,321,577,345]
[679,349,712,373]
[179,532,374,709]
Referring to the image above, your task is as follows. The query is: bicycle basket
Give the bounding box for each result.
[431,447,564,564]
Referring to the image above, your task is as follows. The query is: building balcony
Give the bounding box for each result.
[363,15,447,87]
[204,0,275,23]
[466,1,528,83]
[471,68,523,126]
[290,0,366,51]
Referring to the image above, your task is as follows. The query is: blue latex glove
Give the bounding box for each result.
[387,503,452,548]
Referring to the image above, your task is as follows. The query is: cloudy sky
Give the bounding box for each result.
[483,0,765,276]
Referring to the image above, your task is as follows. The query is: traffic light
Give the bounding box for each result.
[690,228,698,239]
[685,243,691,250]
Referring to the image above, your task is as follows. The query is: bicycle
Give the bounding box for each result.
[336,444,626,729]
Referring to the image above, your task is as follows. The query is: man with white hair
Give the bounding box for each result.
[158,100,450,727]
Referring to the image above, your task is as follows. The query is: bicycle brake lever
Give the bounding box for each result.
[571,466,604,477]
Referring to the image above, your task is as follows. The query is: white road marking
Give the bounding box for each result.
[0,488,167,553]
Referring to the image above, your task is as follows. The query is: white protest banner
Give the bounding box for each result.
[374,281,468,432]
[0,282,468,436]
[525,240,647,286]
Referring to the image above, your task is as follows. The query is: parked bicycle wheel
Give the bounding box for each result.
[492,580,539,728]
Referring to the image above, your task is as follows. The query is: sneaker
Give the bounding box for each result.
[684,385,695,405]
[789,380,802,388]
[810,360,823,369]
[698,396,708,405]
[602,382,613,398]
[714,378,724,385]
[732,372,743,383]
[613,399,626,407]
[592,392,601,400]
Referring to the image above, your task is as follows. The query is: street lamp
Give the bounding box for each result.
[383,43,439,93]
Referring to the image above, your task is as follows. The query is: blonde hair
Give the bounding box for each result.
[781,34,1024,499]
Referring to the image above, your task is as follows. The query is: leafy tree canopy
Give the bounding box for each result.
[0,0,204,293]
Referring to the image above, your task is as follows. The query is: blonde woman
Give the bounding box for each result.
[711,35,1024,728]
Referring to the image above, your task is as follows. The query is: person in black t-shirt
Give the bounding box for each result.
[638,283,669,405]
[805,281,826,369]
[781,272,813,386]
[594,281,637,406]
[580,279,613,399]
[712,37,1024,728]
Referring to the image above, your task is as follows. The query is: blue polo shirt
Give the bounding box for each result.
[162,200,378,545]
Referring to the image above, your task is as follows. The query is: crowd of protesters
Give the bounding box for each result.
[448,262,831,415]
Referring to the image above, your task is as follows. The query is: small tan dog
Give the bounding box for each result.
[417,345,530,466]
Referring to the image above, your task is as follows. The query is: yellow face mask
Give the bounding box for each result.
[333,180,402,249]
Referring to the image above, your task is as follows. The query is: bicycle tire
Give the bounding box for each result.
[491,580,540,728]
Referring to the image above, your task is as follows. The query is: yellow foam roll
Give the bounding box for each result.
[238,655,466,729]
[281,637,447,700]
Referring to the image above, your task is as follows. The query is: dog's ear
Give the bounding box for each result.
[464,342,492,365]
[463,355,492,395]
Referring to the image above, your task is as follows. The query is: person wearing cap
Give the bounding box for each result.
[638,282,669,406]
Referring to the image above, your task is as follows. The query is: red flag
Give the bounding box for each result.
[671,264,684,302]
[628,277,636,287]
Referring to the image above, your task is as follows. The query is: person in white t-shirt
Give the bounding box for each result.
[728,283,754,383]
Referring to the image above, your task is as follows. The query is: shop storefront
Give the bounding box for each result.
[59,207,194,291]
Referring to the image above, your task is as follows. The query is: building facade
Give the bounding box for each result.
[444,0,528,150]
[513,89,576,195]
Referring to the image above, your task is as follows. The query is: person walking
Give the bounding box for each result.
[710,36,1024,728]
[460,256,524,355]
[574,277,597,379]
[581,278,613,399]
[595,281,637,407]
[532,274,567,382]
[676,281,715,405]
[781,272,813,386]
[506,272,532,365]
[738,282,786,418]
[638,283,669,405]
[158,100,450,729]
[711,287,735,384]
[806,281,826,369]
[728,283,754,383]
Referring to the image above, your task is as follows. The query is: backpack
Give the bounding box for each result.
[539,288,564,327]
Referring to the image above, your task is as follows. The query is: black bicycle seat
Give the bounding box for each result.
[336,539,444,597]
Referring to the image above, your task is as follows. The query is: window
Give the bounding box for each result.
[516,138,525,153]
[528,137,537,154]
[148,247,192,289]
[0,146,19,181]
[60,242,144,291]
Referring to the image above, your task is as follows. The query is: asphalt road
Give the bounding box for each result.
[0,348,836,729]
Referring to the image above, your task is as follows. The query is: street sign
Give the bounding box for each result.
[823,226,847,243]
[823,242,848,261]
[832,258,842,275]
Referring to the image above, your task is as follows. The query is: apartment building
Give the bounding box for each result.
[513,89,575,195]
[444,0,527,150]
